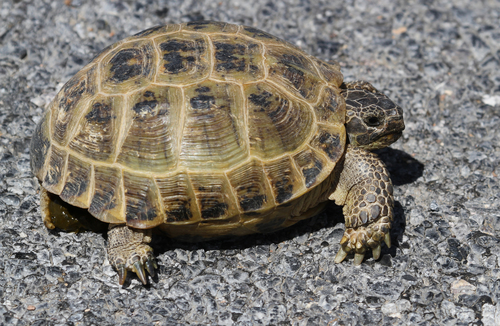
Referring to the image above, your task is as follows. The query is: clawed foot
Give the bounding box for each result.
[107,225,158,285]
[334,217,391,265]
[113,250,158,285]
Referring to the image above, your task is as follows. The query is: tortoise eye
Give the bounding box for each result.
[365,116,382,127]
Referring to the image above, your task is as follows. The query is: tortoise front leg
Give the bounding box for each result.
[329,146,393,265]
[107,224,157,285]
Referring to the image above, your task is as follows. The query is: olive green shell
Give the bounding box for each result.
[30,21,346,237]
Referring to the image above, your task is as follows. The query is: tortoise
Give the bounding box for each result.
[30,21,404,285]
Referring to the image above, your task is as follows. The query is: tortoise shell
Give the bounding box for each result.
[30,21,346,239]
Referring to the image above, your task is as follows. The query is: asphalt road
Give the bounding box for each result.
[0,0,499,325]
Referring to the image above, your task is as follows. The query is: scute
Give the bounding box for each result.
[59,154,92,208]
[89,165,123,223]
[117,85,182,172]
[51,64,98,146]
[238,25,290,47]
[245,82,314,159]
[42,145,68,195]
[100,40,156,93]
[154,32,210,84]
[30,109,51,179]
[132,24,180,38]
[68,94,123,163]
[309,124,346,163]
[183,21,239,34]
[180,80,248,170]
[227,159,274,213]
[189,173,239,221]
[156,172,198,223]
[265,45,325,102]
[210,34,265,82]
[123,172,164,228]
[263,156,304,204]
[314,86,345,124]
[293,147,331,189]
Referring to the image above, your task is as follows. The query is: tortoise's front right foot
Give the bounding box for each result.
[107,224,157,285]
[329,147,395,265]
[334,216,392,265]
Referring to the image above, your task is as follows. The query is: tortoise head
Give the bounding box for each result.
[341,81,405,150]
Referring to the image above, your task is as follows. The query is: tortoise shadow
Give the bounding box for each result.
[374,147,424,186]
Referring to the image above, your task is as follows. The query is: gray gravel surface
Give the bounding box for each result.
[1,0,500,325]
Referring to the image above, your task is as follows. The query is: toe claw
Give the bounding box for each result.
[145,256,156,278]
[353,252,365,265]
[334,246,349,263]
[117,264,127,285]
[133,261,148,285]
[372,245,381,260]
[339,235,349,245]
[384,233,391,248]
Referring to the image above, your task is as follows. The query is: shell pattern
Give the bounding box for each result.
[31,21,346,235]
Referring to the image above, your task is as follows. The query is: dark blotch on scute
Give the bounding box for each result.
[160,40,192,52]
[240,195,266,212]
[132,100,158,115]
[195,86,210,93]
[215,42,246,72]
[133,25,163,37]
[60,78,87,112]
[275,180,293,204]
[281,54,305,67]
[166,206,193,222]
[143,91,155,98]
[190,94,215,110]
[186,21,218,30]
[127,205,158,222]
[90,187,115,215]
[109,49,144,82]
[30,114,50,174]
[85,102,113,124]
[318,132,341,160]
[286,67,305,91]
[243,26,275,39]
[201,202,228,219]
[160,40,197,74]
[248,91,272,108]
[61,177,89,200]
[44,149,65,187]
[303,160,323,188]
[104,197,117,211]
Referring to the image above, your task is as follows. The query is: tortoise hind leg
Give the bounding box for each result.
[107,224,157,285]
[40,187,56,229]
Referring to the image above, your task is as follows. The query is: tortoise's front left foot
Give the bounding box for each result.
[107,224,157,285]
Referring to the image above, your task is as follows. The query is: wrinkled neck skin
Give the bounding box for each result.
[340,81,405,151]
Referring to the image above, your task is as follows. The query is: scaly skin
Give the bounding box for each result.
[107,225,156,285]
[329,146,394,264]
